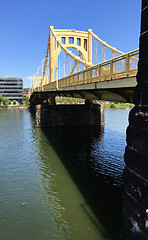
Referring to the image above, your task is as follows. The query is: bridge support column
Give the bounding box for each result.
[35,103,104,128]
[85,99,93,105]
[29,102,36,117]
[49,95,56,105]
[121,2,148,239]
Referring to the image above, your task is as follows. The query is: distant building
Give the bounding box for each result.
[0,76,23,103]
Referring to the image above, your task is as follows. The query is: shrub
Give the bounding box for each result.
[13,100,16,105]
[23,101,28,106]
[110,103,115,108]
[9,100,11,105]
[23,96,29,102]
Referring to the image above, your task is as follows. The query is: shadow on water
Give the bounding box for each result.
[40,126,123,240]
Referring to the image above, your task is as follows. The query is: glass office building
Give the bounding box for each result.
[0,76,23,103]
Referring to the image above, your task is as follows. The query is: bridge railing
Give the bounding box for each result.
[33,49,139,92]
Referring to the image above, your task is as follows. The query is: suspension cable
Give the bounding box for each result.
[67,53,68,76]
[96,39,97,64]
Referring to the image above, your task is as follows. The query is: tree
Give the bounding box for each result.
[22,96,29,102]
[0,95,3,104]
[2,97,9,106]
[23,96,29,106]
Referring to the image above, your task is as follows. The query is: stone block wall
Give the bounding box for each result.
[35,103,104,128]
[121,1,148,239]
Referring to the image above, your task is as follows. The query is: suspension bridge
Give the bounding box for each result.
[30,26,139,104]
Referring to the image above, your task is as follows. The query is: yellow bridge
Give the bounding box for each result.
[30,26,139,104]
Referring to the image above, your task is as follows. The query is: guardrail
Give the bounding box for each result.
[33,49,139,92]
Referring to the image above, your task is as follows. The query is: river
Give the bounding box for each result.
[0,108,130,240]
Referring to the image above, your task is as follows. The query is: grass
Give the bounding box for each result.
[103,102,134,109]
[56,97,134,109]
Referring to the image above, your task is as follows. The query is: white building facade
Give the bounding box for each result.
[0,76,23,103]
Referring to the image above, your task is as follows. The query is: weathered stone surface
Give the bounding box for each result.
[126,125,148,155]
[29,103,36,117]
[132,81,148,105]
[35,105,42,127]
[142,0,148,9]
[124,146,148,181]
[123,167,148,208]
[129,106,148,128]
[141,81,148,105]
[137,58,148,83]
[141,7,148,37]
[121,211,148,240]
[139,32,148,59]
[122,189,148,238]
[132,83,142,105]
[133,81,148,105]
[122,1,148,239]
[35,103,104,128]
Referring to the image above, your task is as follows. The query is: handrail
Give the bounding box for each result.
[33,49,139,92]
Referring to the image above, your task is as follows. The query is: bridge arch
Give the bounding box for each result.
[49,26,92,81]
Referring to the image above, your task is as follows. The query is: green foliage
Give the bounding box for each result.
[120,103,128,106]
[0,95,3,104]
[2,97,9,106]
[23,101,29,106]
[9,100,11,104]
[110,103,115,108]
[56,96,84,104]
[23,96,29,101]
[13,100,16,105]
[23,96,29,107]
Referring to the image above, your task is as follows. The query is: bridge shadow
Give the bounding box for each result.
[40,126,123,240]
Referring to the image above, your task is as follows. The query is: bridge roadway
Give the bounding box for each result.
[30,49,139,104]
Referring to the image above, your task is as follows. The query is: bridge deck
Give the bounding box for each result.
[31,49,139,104]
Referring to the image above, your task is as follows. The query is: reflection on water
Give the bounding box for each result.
[35,126,109,240]
[0,108,129,240]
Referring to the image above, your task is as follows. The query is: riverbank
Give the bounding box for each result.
[103,102,134,109]
[0,105,28,109]
[56,97,134,109]
[0,100,134,110]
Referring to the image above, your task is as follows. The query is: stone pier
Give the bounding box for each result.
[121,1,148,239]
[35,103,104,128]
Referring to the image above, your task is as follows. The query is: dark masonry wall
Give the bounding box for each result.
[35,103,104,127]
[121,1,148,239]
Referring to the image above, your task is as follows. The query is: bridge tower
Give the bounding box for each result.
[49,26,93,82]
[32,26,128,90]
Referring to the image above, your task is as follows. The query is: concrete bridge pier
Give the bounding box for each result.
[34,101,104,128]
[49,95,56,105]
[121,1,148,239]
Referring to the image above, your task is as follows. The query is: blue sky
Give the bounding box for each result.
[0,0,141,88]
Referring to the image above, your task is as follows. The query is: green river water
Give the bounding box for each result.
[0,108,130,240]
